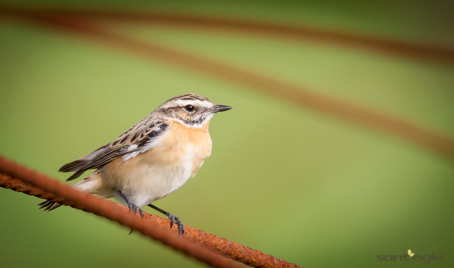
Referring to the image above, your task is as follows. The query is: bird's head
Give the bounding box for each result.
[157,94,232,127]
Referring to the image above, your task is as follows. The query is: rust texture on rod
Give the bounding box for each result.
[0,156,301,268]
[0,7,453,64]
[6,14,454,162]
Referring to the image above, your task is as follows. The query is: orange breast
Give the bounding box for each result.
[136,119,212,169]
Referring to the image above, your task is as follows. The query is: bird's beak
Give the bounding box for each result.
[212,105,232,113]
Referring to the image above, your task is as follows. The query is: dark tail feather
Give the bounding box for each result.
[38,200,62,211]
[59,159,87,172]
[66,170,85,181]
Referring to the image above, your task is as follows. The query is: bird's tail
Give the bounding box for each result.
[38,199,62,211]
[38,172,102,212]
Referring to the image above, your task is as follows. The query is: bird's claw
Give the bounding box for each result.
[128,203,144,218]
[168,213,184,236]
[126,203,144,235]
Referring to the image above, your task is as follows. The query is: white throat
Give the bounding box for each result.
[175,113,214,128]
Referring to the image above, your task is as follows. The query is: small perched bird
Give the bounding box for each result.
[39,93,232,235]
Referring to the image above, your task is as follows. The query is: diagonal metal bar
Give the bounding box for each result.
[0,156,301,268]
[0,6,453,64]
[4,13,454,162]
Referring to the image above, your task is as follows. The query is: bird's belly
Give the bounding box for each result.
[102,143,208,208]
[122,163,191,207]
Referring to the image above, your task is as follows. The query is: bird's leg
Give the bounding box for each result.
[115,189,144,218]
[148,204,184,235]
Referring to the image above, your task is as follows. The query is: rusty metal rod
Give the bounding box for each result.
[0,156,301,268]
[0,6,453,64]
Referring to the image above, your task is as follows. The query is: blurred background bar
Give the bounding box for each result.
[0,1,453,268]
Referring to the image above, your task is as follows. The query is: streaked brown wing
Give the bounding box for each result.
[59,115,168,181]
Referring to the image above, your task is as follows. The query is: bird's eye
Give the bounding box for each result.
[184,105,195,112]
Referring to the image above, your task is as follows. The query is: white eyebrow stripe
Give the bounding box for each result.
[173,99,212,108]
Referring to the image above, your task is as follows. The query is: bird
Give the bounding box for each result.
[38,93,232,235]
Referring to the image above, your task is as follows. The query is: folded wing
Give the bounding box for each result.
[59,117,168,181]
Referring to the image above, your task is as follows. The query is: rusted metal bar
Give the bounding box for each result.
[0,156,301,268]
[0,6,453,64]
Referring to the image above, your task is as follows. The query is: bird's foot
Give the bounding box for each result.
[114,188,144,217]
[127,203,144,235]
[147,204,184,236]
[168,213,184,236]
[128,202,145,218]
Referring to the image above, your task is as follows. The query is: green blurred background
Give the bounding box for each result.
[1,1,453,267]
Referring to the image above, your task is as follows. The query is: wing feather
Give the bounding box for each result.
[60,116,168,181]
